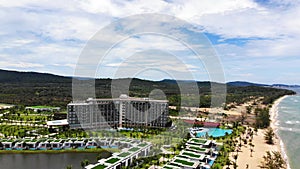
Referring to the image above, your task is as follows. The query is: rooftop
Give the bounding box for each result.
[69,94,168,105]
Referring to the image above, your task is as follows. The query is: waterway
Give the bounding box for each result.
[0,152,110,169]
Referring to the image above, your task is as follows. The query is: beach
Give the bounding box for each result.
[270,96,291,169]
[226,129,280,169]
[226,96,288,169]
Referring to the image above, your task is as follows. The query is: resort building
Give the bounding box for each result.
[25,106,60,112]
[26,139,39,150]
[163,138,220,169]
[67,94,169,129]
[85,141,152,169]
[0,139,15,150]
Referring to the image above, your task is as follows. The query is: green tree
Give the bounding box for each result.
[264,128,275,144]
[80,161,85,168]
[259,151,286,169]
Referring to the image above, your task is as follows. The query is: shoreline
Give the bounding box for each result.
[226,95,291,169]
[270,95,291,169]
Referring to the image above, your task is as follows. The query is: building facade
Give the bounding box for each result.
[67,94,169,129]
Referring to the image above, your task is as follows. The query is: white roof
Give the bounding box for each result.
[47,119,69,126]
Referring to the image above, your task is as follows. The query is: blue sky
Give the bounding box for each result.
[0,0,299,84]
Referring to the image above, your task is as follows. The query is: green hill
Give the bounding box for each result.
[0,69,295,108]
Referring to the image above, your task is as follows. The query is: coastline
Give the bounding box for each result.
[226,95,290,169]
[270,95,291,169]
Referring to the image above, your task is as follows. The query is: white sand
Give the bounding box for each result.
[225,96,289,169]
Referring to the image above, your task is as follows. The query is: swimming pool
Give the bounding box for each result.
[196,128,232,138]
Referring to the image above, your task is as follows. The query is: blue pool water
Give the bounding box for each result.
[196,128,232,137]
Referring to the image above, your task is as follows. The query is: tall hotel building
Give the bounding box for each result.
[67,94,169,129]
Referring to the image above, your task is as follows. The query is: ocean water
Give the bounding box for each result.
[277,88,300,169]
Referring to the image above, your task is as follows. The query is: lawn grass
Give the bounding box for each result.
[190,138,207,144]
[105,158,120,164]
[182,152,201,158]
[128,147,140,152]
[188,146,206,152]
[174,159,194,166]
[117,152,131,157]
[138,143,147,147]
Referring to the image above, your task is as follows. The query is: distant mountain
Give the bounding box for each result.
[227,81,269,87]
[271,84,300,88]
[227,81,300,88]
[0,69,70,83]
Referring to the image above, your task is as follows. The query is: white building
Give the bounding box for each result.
[67,94,169,129]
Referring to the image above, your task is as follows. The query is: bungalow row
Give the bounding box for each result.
[0,138,100,150]
[163,138,221,169]
[85,142,152,169]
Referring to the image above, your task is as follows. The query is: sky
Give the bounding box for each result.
[0,0,300,84]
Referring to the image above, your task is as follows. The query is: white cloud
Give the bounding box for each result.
[0,0,300,83]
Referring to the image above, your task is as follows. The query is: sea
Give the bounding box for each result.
[276,88,300,169]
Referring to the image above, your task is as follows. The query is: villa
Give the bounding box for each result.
[37,140,51,150]
[85,141,152,169]
[86,139,99,149]
[1,139,15,150]
[26,139,39,150]
[13,140,26,150]
[62,139,73,149]
[163,138,220,169]
[73,139,86,149]
[50,139,64,150]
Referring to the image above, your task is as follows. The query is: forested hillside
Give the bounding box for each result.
[0,69,295,108]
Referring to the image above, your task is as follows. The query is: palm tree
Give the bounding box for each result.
[84,159,89,166]
[233,154,238,164]
[264,128,275,144]
[80,161,85,168]
[225,158,231,169]
[259,151,286,169]
[66,165,72,169]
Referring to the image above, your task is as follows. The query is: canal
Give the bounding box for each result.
[0,152,111,169]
